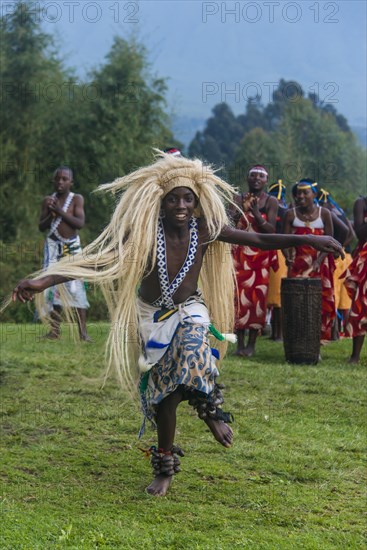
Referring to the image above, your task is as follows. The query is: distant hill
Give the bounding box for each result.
[173,115,367,152]
[352,126,367,148]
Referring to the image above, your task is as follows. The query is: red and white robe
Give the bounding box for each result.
[232,211,278,330]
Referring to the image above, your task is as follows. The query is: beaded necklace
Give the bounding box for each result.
[296,205,319,228]
[153,216,198,308]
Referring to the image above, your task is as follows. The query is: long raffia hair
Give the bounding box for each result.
[28,152,237,395]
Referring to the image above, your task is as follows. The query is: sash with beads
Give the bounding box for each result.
[48,192,75,244]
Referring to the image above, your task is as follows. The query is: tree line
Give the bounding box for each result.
[188,81,366,211]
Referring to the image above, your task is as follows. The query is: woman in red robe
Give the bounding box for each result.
[283,180,335,341]
[343,196,367,363]
[230,165,278,357]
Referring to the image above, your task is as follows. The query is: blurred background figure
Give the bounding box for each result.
[283,179,335,342]
[230,165,278,357]
[266,179,288,342]
[164,148,182,157]
[39,166,91,341]
[342,196,367,363]
[316,185,355,338]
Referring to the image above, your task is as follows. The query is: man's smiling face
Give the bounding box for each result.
[161,187,198,226]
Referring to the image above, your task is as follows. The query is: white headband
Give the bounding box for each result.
[249,168,268,176]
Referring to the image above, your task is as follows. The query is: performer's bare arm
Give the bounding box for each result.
[250,195,278,233]
[354,197,367,241]
[218,224,344,256]
[50,194,85,230]
[321,207,333,237]
[13,218,344,305]
[280,209,296,266]
[39,194,85,232]
[312,207,334,269]
[39,196,54,231]
[331,211,349,246]
[226,193,242,225]
[343,217,355,248]
[12,275,69,303]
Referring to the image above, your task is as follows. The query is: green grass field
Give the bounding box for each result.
[1,323,366,549]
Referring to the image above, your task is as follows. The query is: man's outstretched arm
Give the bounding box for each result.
[12,275,70,303]
[218,225,344,257]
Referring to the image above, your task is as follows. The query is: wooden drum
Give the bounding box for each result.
[281,277,322,364]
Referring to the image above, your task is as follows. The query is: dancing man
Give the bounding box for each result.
[12,153,343,496]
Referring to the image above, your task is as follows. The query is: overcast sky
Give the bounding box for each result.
[22,0,366,127]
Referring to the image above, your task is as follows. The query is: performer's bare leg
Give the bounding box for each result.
[44,305,62,339]
[349,335,365,364]
[271,307,283,341]
[146,388,184,496]
[339,309,349,335]
[331,317,340,341]
[77,308,92,342]
[244,328,258,356]
[234,329,246,356]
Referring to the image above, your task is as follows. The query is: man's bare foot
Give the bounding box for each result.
[80,335,93,343]
[243,344,255,357]
[320,339,331,346]
[205,418,233,447]
[234,349,247,357]
[348,356,360,364]
[146,474,172,496]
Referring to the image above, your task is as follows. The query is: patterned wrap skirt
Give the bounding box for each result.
[137,294,226,434]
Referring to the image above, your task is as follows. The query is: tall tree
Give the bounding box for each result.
[277,98,365,201]
[235,98,366,209]
[230,128,279,188]
[0,1,69,240]
[87,37,174,176]
[263,79,304,131]
[237,98,267,133]
[63,36,175,236]
[0,3,176,242]
[188,103,246,169]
